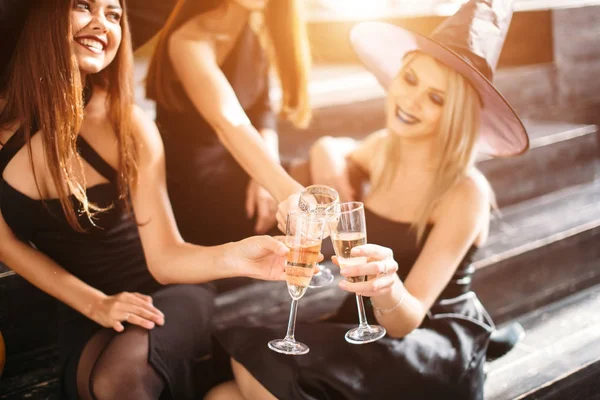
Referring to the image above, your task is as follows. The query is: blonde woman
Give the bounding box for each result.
[206,1,529,399]
[145,0,311,249]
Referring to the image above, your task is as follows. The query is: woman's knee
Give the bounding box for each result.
[89,327,163,399]
[231,358,277,400]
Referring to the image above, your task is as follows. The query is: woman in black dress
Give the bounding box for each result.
[0,0,291,398]
[144,0,311,246]
[206,1,529,399]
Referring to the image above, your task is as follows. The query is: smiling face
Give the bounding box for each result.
[386,53,449,140]
[70,0,123,75]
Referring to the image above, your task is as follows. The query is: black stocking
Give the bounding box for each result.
[76,326,166,400]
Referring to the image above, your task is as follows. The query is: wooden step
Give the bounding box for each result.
[0,347,59,400]
[473,180,600,323]
[478,122,598,207]
[484,283,600,400]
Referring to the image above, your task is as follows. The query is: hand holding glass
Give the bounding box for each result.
[268,211,327,355]
[298,185,339,288]
[328,202,386,344]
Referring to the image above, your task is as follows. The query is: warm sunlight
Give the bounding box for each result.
[314,0,394,19]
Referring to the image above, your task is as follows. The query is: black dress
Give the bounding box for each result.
[0,127,217,399]
[153,0,277,247]
[215,208,494,400]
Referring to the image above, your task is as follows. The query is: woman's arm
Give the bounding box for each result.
[130,106,288,285]
[244,81,279,233]
[308,130,387,201]
[339,174,489,337]
[0,214,164,332]
[167,5,301,202]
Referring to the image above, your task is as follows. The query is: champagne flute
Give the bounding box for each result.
[328,202,386,344]
[298,185,339,288]
[268,211,327,355]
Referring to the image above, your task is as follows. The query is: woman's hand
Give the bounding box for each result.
[89,292,165,332]
[276,191,302,233]
[246,180,278,234]
[226,235,290,281]
[309,136,357,202]
[334,244,400,297]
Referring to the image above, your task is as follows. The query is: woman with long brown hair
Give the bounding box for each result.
[0,0,292,398]
[144,0,311,249]
[207,1,529,399]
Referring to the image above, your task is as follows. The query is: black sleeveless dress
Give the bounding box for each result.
[214,208,494,400]
[0,127,217,399]
[154,0,278,247]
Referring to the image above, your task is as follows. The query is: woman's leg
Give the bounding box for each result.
[76,326,165,400]
[204,358,277,400]
[204,381,246,400]
[231,358,277,400]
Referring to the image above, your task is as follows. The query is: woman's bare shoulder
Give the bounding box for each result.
[441,168,491,219]
[130,104,164,163]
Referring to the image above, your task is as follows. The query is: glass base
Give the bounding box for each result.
[345,325,387,344]
[308,264,334,288]
[268,338,310,355]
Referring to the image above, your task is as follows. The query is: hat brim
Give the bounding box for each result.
[350,22,529,158]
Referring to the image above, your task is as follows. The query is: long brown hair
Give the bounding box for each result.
[0,0,138,231]
[146,0,311,128]
[372,53,490,242]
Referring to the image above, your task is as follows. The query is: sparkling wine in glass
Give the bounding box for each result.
[298,185,339,288]
[268,212,326,355]
[328,202,386,344]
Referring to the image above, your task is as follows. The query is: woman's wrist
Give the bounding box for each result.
[216,242,241,279]
[371,277,406,316]
[82,291,109,322]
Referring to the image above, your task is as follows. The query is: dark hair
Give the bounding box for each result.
[0,0,138,231]
[146,0,312,128]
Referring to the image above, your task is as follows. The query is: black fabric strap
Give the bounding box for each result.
[76,136,117,182]
[0,125,28,175]
[0,125,117,183]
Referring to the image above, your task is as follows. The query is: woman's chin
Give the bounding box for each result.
[388,124,432,141]
[77,59,108,76]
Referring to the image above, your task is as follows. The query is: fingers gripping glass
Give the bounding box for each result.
[268,212,327,355]
[298,185,339,288]
[328,202,386,344]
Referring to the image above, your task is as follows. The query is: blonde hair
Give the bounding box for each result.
[372,53,492,242]
[146,0,311,128]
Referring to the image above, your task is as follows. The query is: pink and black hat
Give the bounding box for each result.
[350,0,529,157]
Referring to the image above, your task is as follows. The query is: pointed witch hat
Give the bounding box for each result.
[350,0,529,157]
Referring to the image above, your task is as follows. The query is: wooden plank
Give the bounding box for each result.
[479,124,598,207]
[0,346,59,399]
[524,360,600,399]
[474,181,600,266]
[485,284,600,400]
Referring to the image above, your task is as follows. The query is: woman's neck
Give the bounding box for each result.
[395,136,438,172]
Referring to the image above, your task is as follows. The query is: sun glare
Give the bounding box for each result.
[318,0,391,19]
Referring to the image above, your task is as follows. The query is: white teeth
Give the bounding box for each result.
[77,38,104,51]
[396,107,419,124]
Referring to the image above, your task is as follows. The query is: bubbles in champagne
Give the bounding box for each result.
[285,240,321,299]
[331,232,366,259]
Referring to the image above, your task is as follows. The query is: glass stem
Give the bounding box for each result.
[355,294,369,328]
[284,298,300,342]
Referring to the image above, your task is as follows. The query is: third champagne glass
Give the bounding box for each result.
[328,202,386,344]
[298,185,339,288]
[268,211,327,355]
